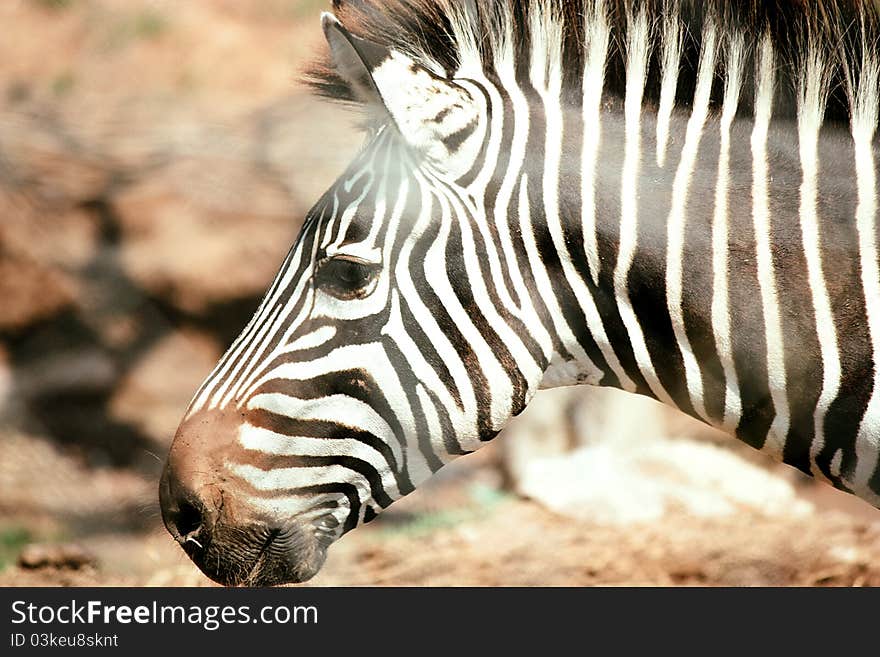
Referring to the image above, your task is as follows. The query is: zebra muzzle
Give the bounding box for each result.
[159,411,328,586]
[159,465,327,586]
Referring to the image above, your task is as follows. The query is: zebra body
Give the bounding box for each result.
[160,0,880,586]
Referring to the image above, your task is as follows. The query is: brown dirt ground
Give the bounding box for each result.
[2,438,880,588]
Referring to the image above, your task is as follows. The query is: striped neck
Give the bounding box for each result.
[458,16,880,502]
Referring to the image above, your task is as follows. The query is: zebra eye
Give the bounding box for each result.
[315,255,380,300]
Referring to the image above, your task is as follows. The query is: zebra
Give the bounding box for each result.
[159,0,880,586]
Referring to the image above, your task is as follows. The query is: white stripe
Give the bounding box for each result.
[383,291,470,459]
[444,184,545,403]
[232,143,406,405]
[247,341,430,483]
[797,46,839,479]
[278,326,337,355]
[613,10,675,405]
[849,50,880,500]
[664,23,717,422]
[203,304,284,411]
[210,302,290,408]
[190,228,313,414]
[581,0,611,284]
[245,493,347,523]
[197,187,338,412]
[751,37,789,456]
[231,462,371,500]
[430,187,519,431]
[453,74,541,347]
[361,134,392,247]
[656,8,682,168]
[328,162,373,249]
[710,34,745,431]
[416,383,456,471]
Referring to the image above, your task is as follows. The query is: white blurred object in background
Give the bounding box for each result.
[502,387,813,525]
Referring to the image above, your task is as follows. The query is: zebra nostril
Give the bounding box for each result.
[173,500,204,541]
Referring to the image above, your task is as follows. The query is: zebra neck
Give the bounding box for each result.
[507,85,880,498]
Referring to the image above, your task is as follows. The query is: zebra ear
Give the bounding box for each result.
[321,12,389,108]
[321,13,482,174]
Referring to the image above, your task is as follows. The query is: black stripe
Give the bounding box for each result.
[816,127,874,486]
[209,223,318,404]
[380,337,445,470]
[233,482,362,535]
[767,121,823,475]
[442,202,509,440]
[479,82,523,310]
[432,175,536,415]
[727,118,775,449]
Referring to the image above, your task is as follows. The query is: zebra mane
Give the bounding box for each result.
[306,0,880,126]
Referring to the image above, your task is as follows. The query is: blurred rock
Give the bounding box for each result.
[514,438,813,525]
[8,206,101,273]
[501,386,727,486]
[0,345,11,410]
[112,159,299,314]
[19,543,97,571]
[0,241,76,332]
[0,110,111,205]
[0,193,101,332]
[0,431,152,519]
[109,329,220,446]
[256,96,361,202]
[14,347,118,399]
[0,193,108,343]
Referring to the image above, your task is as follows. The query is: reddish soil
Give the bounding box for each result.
[2,438,879,587]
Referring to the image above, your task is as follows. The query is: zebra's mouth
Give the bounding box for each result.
[233,525,327,587]
[160,474,327,586]
[192,523,328,587]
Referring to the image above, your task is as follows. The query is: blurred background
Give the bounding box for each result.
[1,0,879,587]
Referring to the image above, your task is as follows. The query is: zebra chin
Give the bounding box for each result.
[176,516,327,587]
[159,410,330,586]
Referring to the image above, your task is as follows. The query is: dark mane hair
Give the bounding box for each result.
[306,0,880,125]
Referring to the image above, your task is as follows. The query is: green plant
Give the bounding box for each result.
[31,0,75,10]
[51,71,75,97]
[133,9,169,41]
[0,527,31,572]
[103,9,170,51]
[378,485,511,538]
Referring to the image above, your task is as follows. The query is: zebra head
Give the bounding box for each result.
[159,13,547,586]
